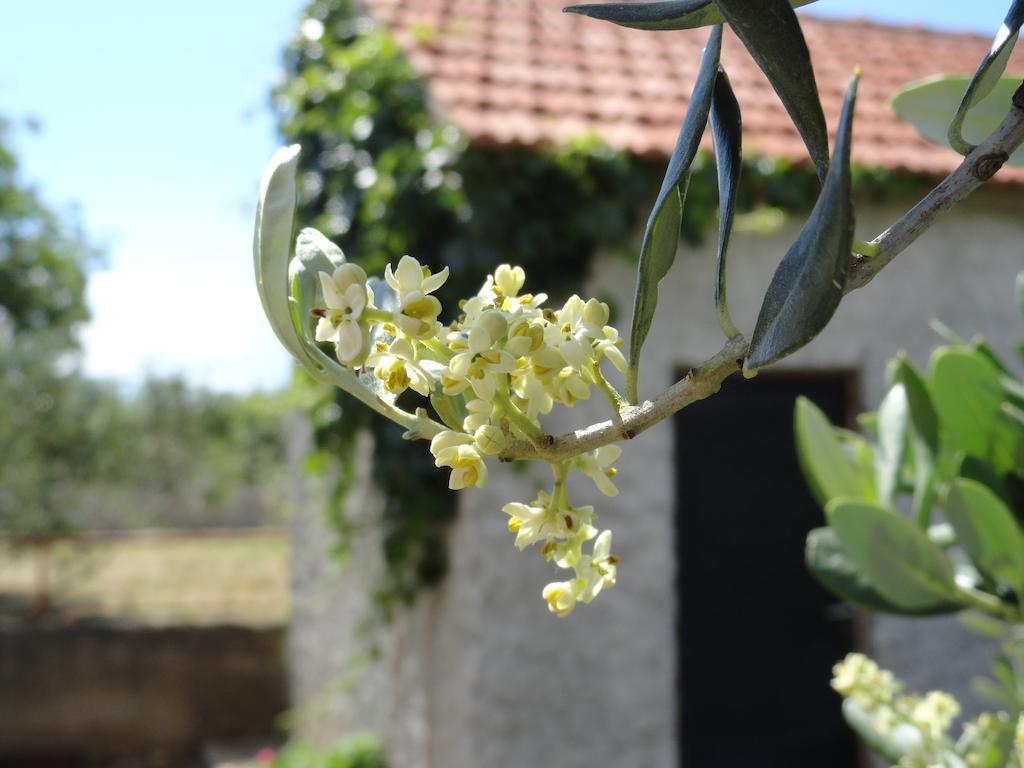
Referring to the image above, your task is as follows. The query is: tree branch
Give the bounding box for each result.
[847,81,1024,291]
[499,82,1024,463]
[500,335,747,461]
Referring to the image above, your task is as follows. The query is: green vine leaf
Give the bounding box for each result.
[627,24,722,402]
[949,0,1024,154]
[710,65,742,339]
[745,72,858,372]
[562,0,817,32]
[712,0,830,179]
[828,499,960,611]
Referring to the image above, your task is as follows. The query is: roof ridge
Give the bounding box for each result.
[798,12,995,43]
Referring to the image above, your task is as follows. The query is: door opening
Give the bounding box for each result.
[674,371,861,768]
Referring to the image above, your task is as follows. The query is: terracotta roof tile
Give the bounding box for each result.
[365,0,1024,182]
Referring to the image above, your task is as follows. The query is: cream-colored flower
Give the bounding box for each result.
[384,255,448,339]
[542,580,580,617]
[429,430,487,489]
[384,254,449,296]
[315,263,373,365]
[549,367,592,406]
[575,530,618,603]
[445,310,517,401]
[366,337,432,396]
[573,445,621,496]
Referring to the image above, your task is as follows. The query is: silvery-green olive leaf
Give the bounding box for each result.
[745,72,858,372]
[710,65,742,339]
[949,0,1024,154]
[712,0,830,179]
[627,24,721,402]
[563,0,817,31]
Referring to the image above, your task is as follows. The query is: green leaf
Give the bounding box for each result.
[710,65,742,339]
[892,357,940,523]
[626,24,721,402]
[829,499,960,611]
[744,73,858,372]
[794,397,875,507]
[253,144,305,361]
[875,382,909,507]
[891,75,1024,166]
[946,479,1024,596]
[949,0,1024,154]
[930,347,1019,474]
[562,0,818,31]
[806,527,960,615]
[712,0,829,179]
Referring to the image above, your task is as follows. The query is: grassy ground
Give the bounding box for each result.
[0,529,289,627]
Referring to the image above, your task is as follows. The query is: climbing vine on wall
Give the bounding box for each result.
[275,0,931,616]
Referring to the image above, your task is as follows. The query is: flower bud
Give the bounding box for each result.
[473,424,507,455]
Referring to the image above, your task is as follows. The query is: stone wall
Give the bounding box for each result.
[288,191,1022,767]
[0,623,286,763]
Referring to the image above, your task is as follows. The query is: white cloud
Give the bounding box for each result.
[81,222,292,393]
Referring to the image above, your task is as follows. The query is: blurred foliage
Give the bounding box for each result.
[0,117,96,344]
[0,117,293,541]
[276,0,933,614]
[0,370,295,538]
[272,736,388,768]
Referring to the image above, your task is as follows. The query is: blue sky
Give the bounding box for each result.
[0,0,1011,392]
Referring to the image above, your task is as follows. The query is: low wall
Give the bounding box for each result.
[0,623,286,763]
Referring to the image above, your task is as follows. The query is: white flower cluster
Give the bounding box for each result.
[503,446,621,617]
[313,253,628,615]
[832,653,1023,768]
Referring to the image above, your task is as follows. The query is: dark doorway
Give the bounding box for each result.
[674,371,860,768]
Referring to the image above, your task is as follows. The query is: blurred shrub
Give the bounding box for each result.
[272,736,388,768]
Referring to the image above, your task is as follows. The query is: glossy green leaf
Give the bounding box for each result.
[710,65,742,339]
[891,75,1024,166]
[893,357,940,522]
[875,382,909,507]
[806,527,960,615]
[829,499,960,611]
[562,0,818,31]
[626,25,721,402]
[794,397,875,507]
[930,347,1019,473]
[744,73,858,372]
[946,479,1024,596]
[949,0,1024,154]
[713,0,829,179]
[253,144,305,361]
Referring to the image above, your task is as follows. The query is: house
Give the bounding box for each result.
[287,2,1024,766]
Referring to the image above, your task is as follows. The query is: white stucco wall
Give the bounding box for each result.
[289,190,1023,767]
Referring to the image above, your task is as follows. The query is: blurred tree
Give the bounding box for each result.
[0,115,100,541]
